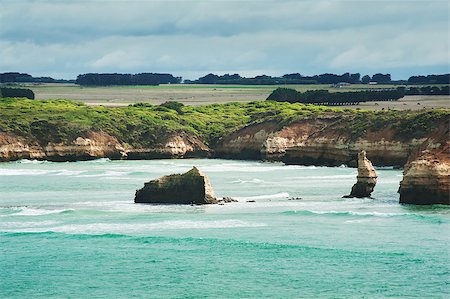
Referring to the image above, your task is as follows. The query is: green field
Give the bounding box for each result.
[11,83,450,110]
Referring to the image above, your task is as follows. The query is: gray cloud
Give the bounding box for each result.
[0,0,448,79]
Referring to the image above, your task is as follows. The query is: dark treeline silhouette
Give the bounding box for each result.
[75,73,182,86]
[187,72,364,85]
[267,88,404,105]
[1,72,449,86]
[0,87,35,99]
[188,72,450,85]
[0,72,73,84]
[407,74,449,85]
[400,86,450,95]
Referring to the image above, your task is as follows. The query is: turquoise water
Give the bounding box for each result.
[1,159,448,298]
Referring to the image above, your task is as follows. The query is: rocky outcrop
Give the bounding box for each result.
[399,148,450,205]
[345,150,377,198]
[134,167,218,204]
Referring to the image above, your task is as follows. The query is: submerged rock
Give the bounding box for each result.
[399,150,450,205]
[134,167,217,204]
[219,197,238,203]
[345,150,377,198]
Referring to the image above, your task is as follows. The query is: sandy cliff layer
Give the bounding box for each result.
[0,131,209,162]
[214,117,446,167]
[398,142,450,205]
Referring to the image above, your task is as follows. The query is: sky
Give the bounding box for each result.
[0,0,449,80]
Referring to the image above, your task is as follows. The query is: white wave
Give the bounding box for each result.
[0,169,51,176]
[0,220,60,229]
[235,192,290,201]
[4,207,74,216]
[232,178,265,184]
[71,200,207,214]
[78,158,111,163]
[309,210,409,217]
[15,159,48,164]
[196,163,319,173]
[52,170,84,176]
[291,174,355,179]
[74,170,128,178]
[4,219,267,234]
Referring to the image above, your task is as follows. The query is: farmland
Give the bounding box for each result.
[17,83,450,110]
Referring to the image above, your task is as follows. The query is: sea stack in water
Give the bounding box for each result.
[399,151,450,205]
[134,167,218,204]
[346,150,377,198]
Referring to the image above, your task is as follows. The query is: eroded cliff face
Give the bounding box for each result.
[398,143,450,205]
[0,131,126,161]
[0,115,447,166]
[126,134,210,159]
[214,117,445,167]
[0,131,209,162]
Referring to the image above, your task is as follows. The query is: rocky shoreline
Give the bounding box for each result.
[1,117,448,205]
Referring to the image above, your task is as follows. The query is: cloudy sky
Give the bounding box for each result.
[0,0,449,80]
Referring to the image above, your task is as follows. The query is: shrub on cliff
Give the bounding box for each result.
[159,101,185,114]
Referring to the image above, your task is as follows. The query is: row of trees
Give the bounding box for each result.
[0,72,73,84]
[0,87,35,99]
[75,73,182,86]
[267,88,404,105]
[187,72,369,85]
[407,74,449,85]
[400,86,450,95]
[188,72,443,85]
[1,72,449,86]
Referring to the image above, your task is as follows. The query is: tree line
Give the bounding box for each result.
[75,73,182,86]
[400,85,449,95]
[407,74,449,85]
[1,72,448,86]
[266,88,404,105]
[0,72,73,84]
[186,72,450,85]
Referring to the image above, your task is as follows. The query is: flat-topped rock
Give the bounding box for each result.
[134,167,218,204]
[345,150,377,198]
[399,150,450,205]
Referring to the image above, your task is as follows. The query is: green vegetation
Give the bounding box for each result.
[267,88,404,105]
[0,98,448,146]
[0,87,35,99]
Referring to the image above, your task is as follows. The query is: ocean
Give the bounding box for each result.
[0,159,448,298]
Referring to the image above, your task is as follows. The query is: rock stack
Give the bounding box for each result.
[399,150,450,205]
[134,167,218,204]
[345,150,377,198]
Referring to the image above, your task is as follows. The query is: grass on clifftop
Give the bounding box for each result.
[0,98,448,146]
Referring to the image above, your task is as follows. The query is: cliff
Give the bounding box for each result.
[0,131,208,162]
[399,142,450,205]
[214,114,448,167]
[0,98,448,166]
